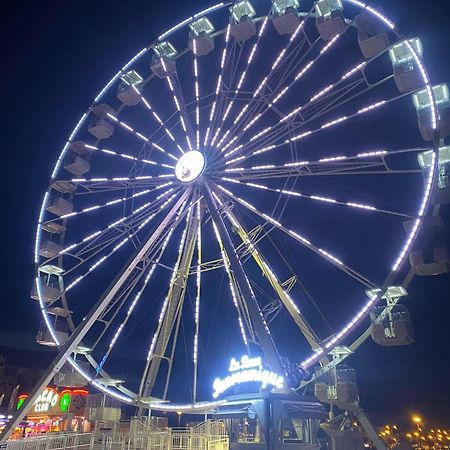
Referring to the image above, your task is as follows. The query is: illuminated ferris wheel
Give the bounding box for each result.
[17,0,450,428]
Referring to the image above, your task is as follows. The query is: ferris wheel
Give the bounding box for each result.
[8,0,449,435]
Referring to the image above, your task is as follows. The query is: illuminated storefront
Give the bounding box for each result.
[209,355,326,450]
[13,387,89,437]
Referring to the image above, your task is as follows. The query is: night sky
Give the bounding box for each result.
[2,0,450,427]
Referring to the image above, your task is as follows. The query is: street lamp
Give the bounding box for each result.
[412,415,422,433]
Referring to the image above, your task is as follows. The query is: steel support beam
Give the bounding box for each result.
[0,190,190,444]
[200,180,287,380]
[138,206,199,411]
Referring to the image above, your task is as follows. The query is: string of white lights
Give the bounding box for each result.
[193,202,201,401]
[65,191,180,292]
[106,113,178,161]
[211,220,249,348]
[219,15,312,147]
[215,184,376,288]
[56,182,172,221]
[241,35,341,136]
[210,17,270,147]
[82,144,174,169]
[134,87,185,154]
[70,173,173,183]
[224,95,394,164]
[160,58,193,151]
[204,25,231,147]
[59,186,177,256]
[98,199,189,372]
[219,177,411,218]
[193,41,201,150]
[146,206,194,362]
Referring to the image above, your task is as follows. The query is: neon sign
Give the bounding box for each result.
[212,355,284,399]
[33,388,59,413]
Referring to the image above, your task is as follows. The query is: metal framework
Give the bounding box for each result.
[1,0,442,447]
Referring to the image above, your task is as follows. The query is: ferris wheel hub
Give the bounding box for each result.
[175,150,205,182]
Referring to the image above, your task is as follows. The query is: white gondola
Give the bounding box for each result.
[54,361,89,388]
[271,0,302,35]
[31,278,60,303]
[64,153,91,176]
[315,0,346,41]
[355,10,389,59]
[189,17,215,56]
[150,41,177,78]
[46,197,73,216]
[230,1,256,42]
[52,180,77,194]
[405,215,450,276]
[39,240,63,259]
[36,318,69,347]
[91,103,116,119]
[88,118,114,140]
[389,38,425,93]
[315,364,359,405]
[69,140,94,156]
[117,70,144,106]
[418,146,450,205]
[42,221,65,235]
[413,84,450,141]
[370,305,414,346]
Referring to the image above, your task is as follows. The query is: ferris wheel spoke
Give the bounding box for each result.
[217,8,324,151]
[63,190,182,292]
[210,16,270,148]
[54,185,178,259]
[134,88,185,154]
[193,202,202,402]
[204,25,231,147]
[215,183,378,289]
[226,87,409,166]
[219,177,415,219]
[138,204,198,402]
[105,113,178,161]
[214,194,323,350]
[219,147,429,180]
[92,198,190,375]
[211,216,253,350]
[82,143,175,170]
[45,182,173,225]
[162,64,195,152]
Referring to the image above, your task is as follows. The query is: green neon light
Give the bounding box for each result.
[60,393,71,412]
[16,397,26,410]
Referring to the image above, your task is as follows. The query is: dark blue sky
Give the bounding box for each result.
[1,0,450,427]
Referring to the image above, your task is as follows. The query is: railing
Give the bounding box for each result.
[5,421,229,450]
[6,433,93,450]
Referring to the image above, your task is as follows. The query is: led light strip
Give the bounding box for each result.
[228,98,389,164]
[193,41,201,150]
[135,87,185,154]
[245,34,345,132]
[65,191,179,292]
[223,149,391,174]
[57,182,172,221]
[71,173,173,183]
[205,25,231,148]
[161,59,192,151]
[59,185,176,256]
[211,217,250,347]
[146,207,194,362]
[106,113,178,161]
[82,143,174,169]
[219,177,411,217]
[193,202,201,366]
[215,184,375,288]
[98,200,188,372]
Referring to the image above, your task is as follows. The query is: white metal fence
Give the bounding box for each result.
[6,433,93,450]
[5,422,229,450]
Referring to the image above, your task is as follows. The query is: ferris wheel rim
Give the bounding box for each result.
[33,0,440,408]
